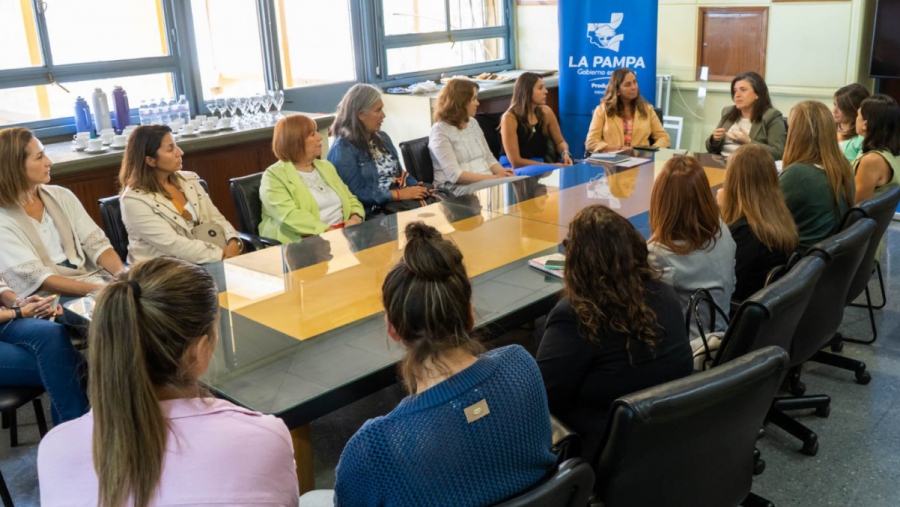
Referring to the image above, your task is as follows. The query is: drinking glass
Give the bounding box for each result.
[249,94,262,122]
[239,97,251,121]
[215,97,227,119]
[226,97,239,124]
[261,91,273,122]
[272,90,285,118]
[204,98,216,117]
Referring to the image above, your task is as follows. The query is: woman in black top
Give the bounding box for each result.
[536,205,692,461]
[718,144,798,300]
[499,72,573,168]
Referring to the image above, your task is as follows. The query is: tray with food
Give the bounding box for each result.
[471,72,514,84]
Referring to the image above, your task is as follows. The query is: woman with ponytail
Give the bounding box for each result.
[38,257,298,507]
[300,222,556,507]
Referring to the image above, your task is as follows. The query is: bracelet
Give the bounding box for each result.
[391,189,400,200]
[230,238,244,253]
[12,306,22,320]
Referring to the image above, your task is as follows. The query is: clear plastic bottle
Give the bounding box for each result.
[159,97,171,125]
[178,94,190,122]
[148,98,160,125]
[139,99,150,125]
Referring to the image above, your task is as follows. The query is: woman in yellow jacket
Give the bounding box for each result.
[585,68,670,153]
[259,115,365,243]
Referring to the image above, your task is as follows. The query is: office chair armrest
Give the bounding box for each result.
[237,232,265,253]
[550,415,582,464]
[259,236,282,247]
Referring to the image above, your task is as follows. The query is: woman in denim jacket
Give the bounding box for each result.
[327,84,432,215]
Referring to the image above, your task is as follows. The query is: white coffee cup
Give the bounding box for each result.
[182,123,195,134]
[74,131,91,141]
[112,135,127,147]
[219,117,232,128]
[169,120,183,130]
[75,137,89,149]
[101,128,114,136]
[101,132,114,145]
[196,115,207,121]
[202,119,216,130]
[87,139,103,151]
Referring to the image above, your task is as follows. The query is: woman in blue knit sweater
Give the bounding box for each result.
[300,222,557,507]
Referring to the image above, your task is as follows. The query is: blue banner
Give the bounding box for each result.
[558,0,659,155]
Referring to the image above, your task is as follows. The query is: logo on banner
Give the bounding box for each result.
[587,13,625,52]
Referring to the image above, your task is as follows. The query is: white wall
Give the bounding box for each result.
[515,0,875,152]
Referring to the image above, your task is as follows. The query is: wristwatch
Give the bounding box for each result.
[11,305,22,320]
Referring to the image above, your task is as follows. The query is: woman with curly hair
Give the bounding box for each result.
[537,205,692,461]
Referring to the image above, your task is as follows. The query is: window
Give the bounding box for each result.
[374,0,513,84]
[190,0,266,99]
[274,0,357,88]
[0,0,184,133]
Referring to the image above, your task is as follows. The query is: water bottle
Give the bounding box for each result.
[148,98,160,125]
[73,96,94,134]
[91,88,113,134]
[139,100,150,125]
[178,95,190,122]
[168,97,179,123]
[159,97,171,124]
[112,86,131,132]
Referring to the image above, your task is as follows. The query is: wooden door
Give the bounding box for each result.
[697,8,768,82]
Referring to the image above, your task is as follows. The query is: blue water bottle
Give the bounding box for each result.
[74,97,94,135]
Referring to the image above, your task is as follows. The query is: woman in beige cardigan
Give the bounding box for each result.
[120,126,242,265]
[585,68,670,154]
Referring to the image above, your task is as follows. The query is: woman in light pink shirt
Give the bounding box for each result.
[38,257,299,507]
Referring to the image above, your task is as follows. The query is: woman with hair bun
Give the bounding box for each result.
[537,205,691,461]
[38,257,298,507]
[301,222,556,507]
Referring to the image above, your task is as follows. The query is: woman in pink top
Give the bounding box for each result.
[37,257,299,507]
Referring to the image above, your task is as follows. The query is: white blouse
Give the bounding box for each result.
[721,118,752,157]
[429,119,499,187]
[298,169,344,226]
[32,211,68,264]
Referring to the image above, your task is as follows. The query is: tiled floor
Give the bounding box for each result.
[5,224,900,506]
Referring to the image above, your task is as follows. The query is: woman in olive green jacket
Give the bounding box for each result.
[259,115,365,243]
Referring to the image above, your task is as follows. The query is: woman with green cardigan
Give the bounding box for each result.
[260,115,365,243]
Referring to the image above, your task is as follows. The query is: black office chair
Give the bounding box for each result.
[399,136,435,184]
[592,346,788,507]
[767,219,876,456]
[0,468,11,507]
[492,459,595,507]
[0,386,47,448]
[475,112,504,159]
[229,173,281,247]
[831,186,900,347]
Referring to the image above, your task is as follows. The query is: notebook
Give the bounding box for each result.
[529,253,565,279]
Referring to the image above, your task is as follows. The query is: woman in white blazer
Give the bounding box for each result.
[119,126,243,265]
[0,128,122,297]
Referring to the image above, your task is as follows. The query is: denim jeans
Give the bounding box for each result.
[0,318,88,425]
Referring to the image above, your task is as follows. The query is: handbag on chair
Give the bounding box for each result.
[686,288,731,372]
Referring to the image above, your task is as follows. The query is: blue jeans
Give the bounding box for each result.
[0,318,88,425]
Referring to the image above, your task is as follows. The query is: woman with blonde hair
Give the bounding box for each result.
[260,114,365,242]
[120,125,243,264]
[537,205,691,461]
[429,79,515,193]
[780,100,855,248]
[586,68,670,153]
[0,127,123,297]
[38,257,298,506]
[719,144,798,299]
[648,156,736,337]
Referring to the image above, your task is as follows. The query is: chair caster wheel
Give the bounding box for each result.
[753,459,766,475]
[816,405,830,417]
[830,340,844,353]
[856,370,871,385]
[801,439,818,456]
[757,427,766,439]
[790,381,806,396]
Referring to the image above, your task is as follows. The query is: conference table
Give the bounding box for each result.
[66,148,726,491]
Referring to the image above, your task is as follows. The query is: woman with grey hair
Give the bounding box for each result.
[327,84,433,214]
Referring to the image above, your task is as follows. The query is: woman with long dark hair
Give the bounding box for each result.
[585,67,670,153]
[537,205,691,461]
[707,71,786,160]
[38,257,298,506]
[499,72,572,168]
[833,83,870,162]
[853,94,900,203]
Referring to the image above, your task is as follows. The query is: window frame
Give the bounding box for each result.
[0,0,195,137]
[1,0,518,135]
[364,0,516,87]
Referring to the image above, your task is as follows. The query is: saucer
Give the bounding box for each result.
[84,147,109,154]
[110,144,126,149]
[179,131,199,137]
[73,146,87,152]
[197,127,218,134]
[217,125,234,131]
